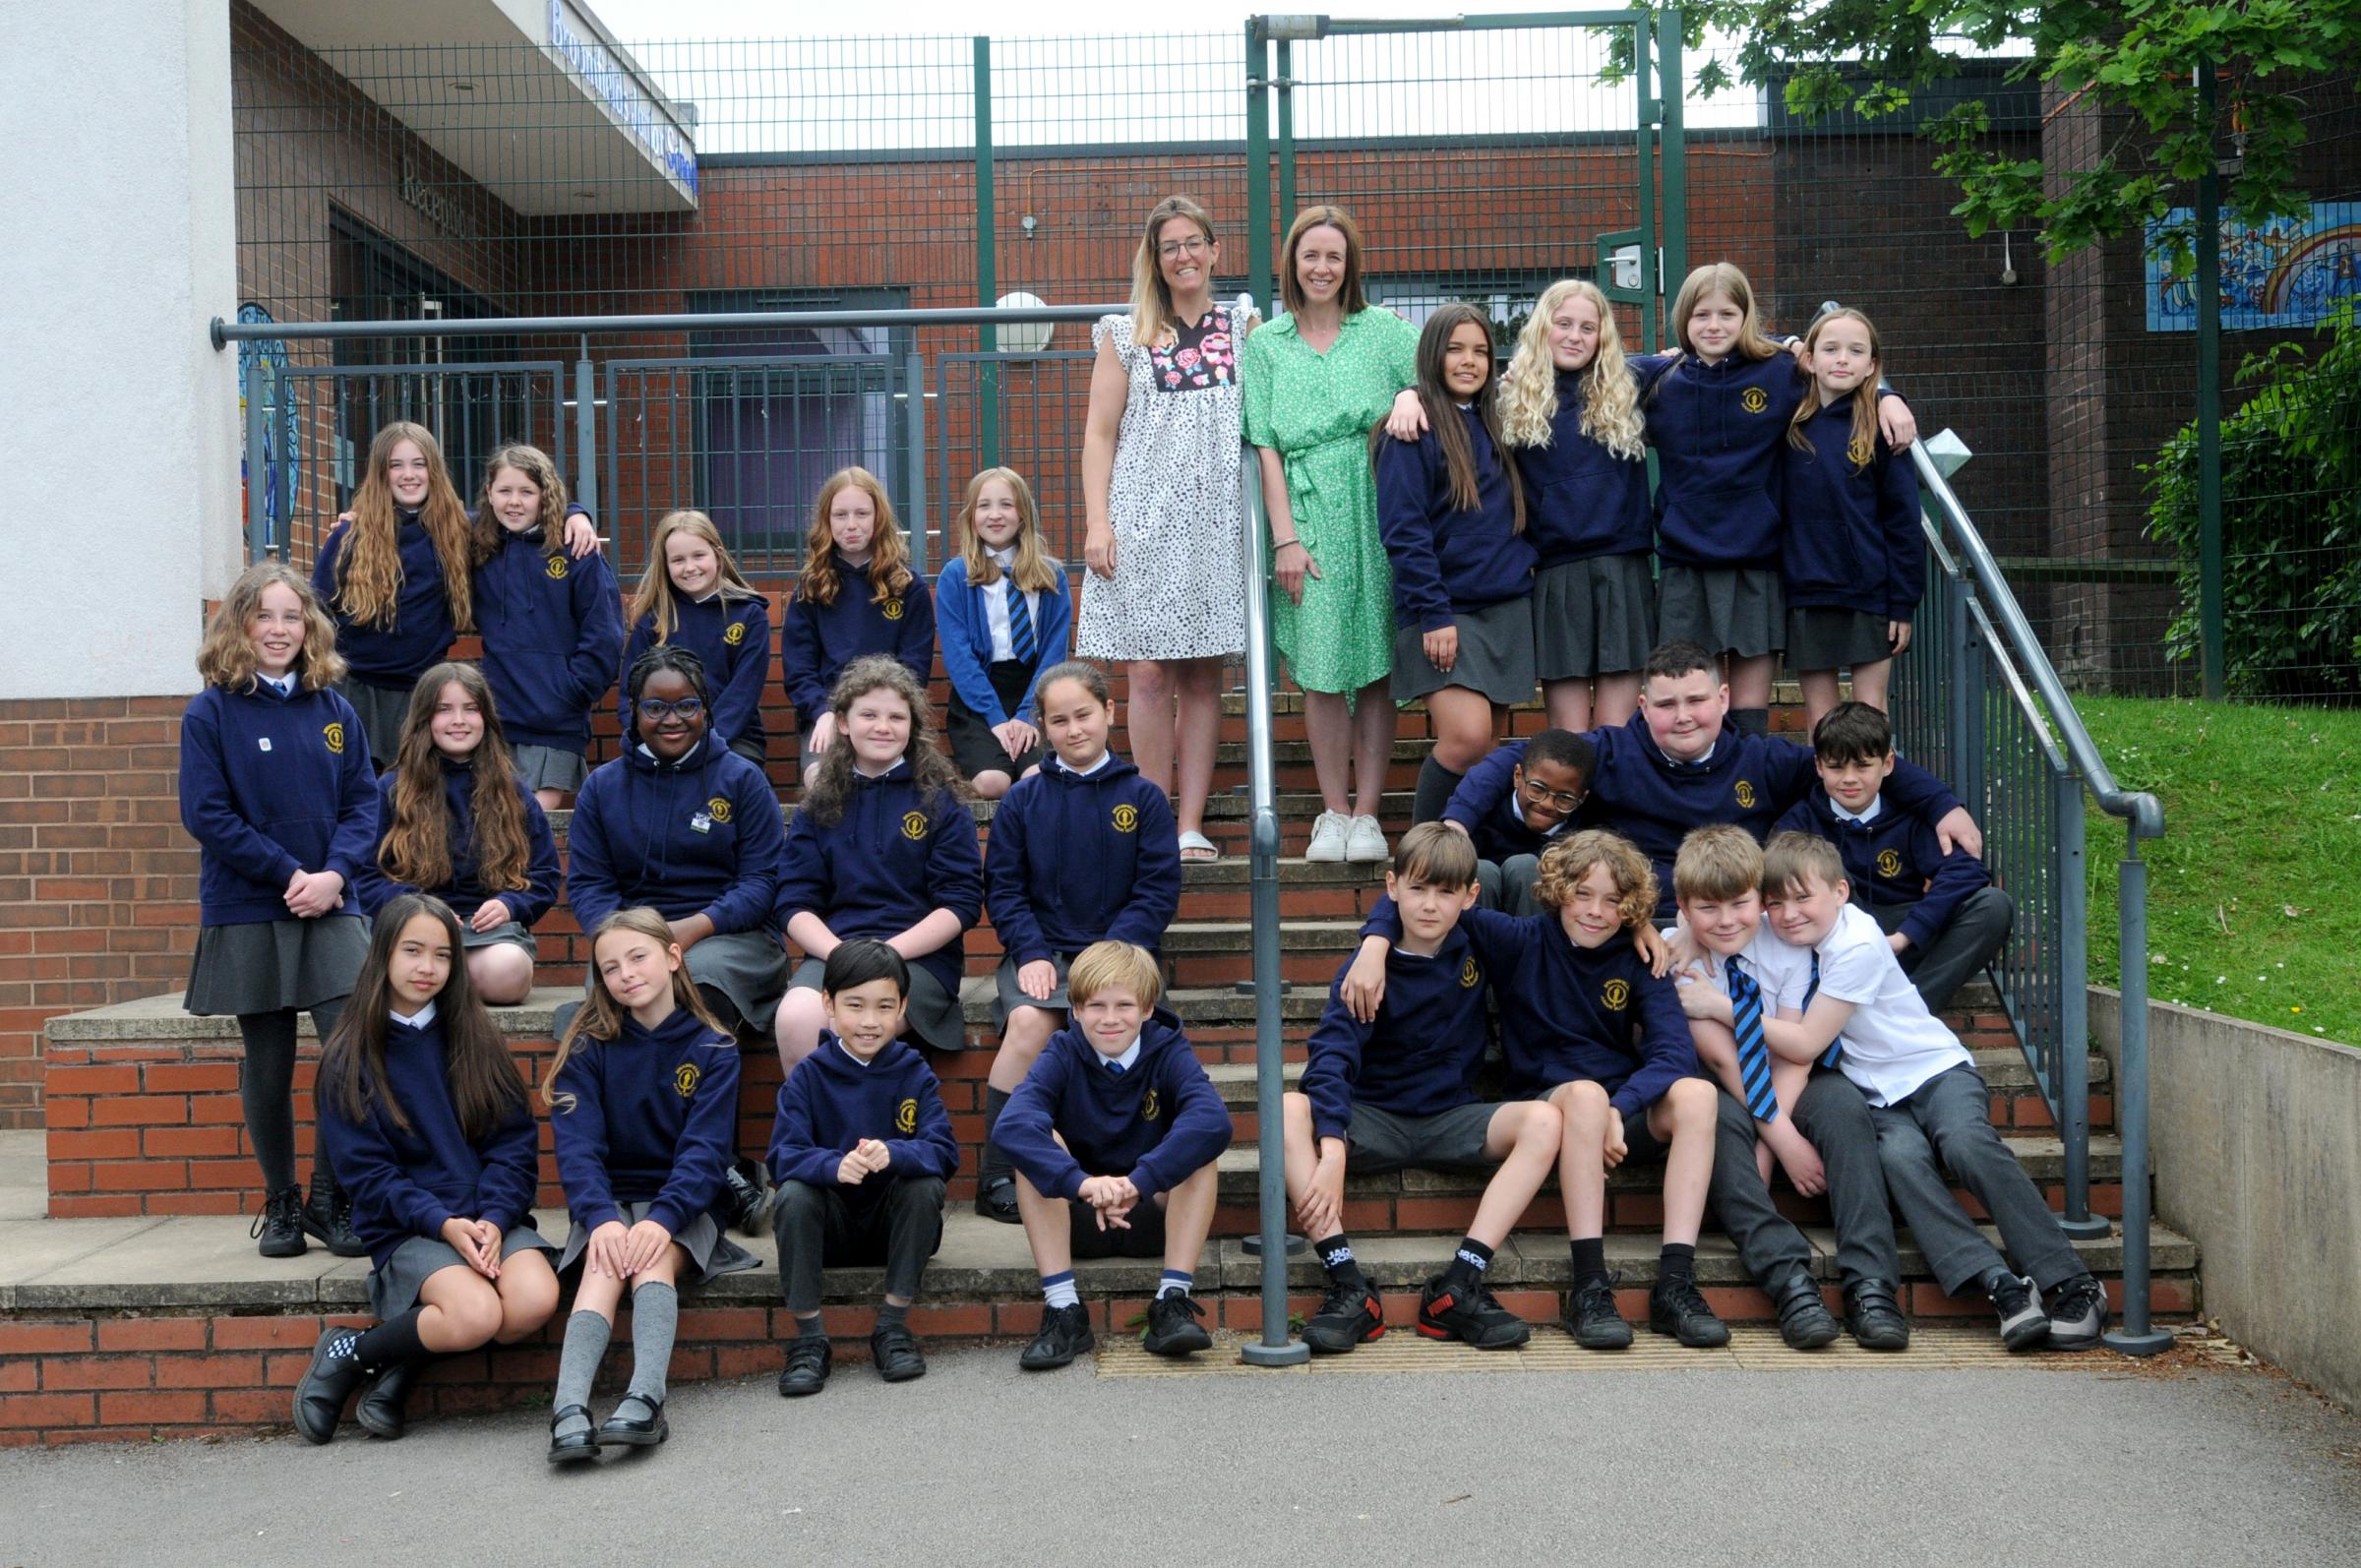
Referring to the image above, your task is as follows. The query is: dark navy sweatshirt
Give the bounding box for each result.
[984,753,1181,965]
[353,757,561,928]
[995,1009,1233,1201]
[1516,369,1656,565]
[1362,902,1694,1113]
[474,524,625,751]
[566,739,786,936]
[315,1010,539,1269]
[1300,924,1491,1143]
[765,1035,960,1205]
[1773,786,1991,951]
[621,592,771,758]
[1442,738,1591,864]
[179,681,381,926]
[549,1004,741,1236]
[774,759,983,999]
[780,573,938,726]
[1635,351,1809,569]
[1374,403,1538,632]
[312,510,458,685]
[1579,711,1963,917]
[1780,400,1925,622]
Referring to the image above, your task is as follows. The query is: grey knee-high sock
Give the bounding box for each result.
[624,1282,679,1408]
[981,1087,1013,1181]
[1413,755,1464,825]
[1728,707,1771,739]
[553,1310,611,1436]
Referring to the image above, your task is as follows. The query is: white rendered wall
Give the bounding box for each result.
[0,0,239,700]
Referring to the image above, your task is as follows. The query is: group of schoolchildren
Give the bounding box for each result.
[173,256,2104,1462]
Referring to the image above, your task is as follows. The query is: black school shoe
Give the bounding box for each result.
[252,1185,306,1259]
[547,1406,598,1465]
[1142,1293,1213,1357]
[355,1358,416,1439]
[302,1176,367,1259]
[291,1326,367,1445]
[2043,1274,2110,1352]
[871,1322,927,1382]
[595,1395,668,1448]
[1844,1280,1911,1352]
[1019,1302,1096,1370]
[1302,1275,1385,1355]
[1987,1272,2051,1352]
[1562,1278,1634,1351]
[1770,1268,1842,1351]
[1648,1275,1731,1349]
[723,1161,773,1236]
[1417,1273,1531,1350]
[777,1336,833,1397]
[973,1176,1022,1225]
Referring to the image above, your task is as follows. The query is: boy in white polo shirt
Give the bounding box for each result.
[1748,832,2109,1351]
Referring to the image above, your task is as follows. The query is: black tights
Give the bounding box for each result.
[235,998,347,1193]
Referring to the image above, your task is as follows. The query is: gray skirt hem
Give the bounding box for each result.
[789,955,964,1053]
[1785,606,1896,671]
[184,916,369,1018]
[991,951,1073,1031]
[554,1203,757,1286]
[368,1225,555,1320]
[686,930,793,1034]
[510,743,589,794]
[1389,595,1538,706]
[460,920,537,955]
[1532,553,1657,680]
[333,676,412,768]
[1657,565,1785,659]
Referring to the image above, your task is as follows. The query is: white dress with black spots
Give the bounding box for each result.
[1076,297,1254,662]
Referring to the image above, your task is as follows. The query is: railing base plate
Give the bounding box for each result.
[2102,1328,2175,1357]
[2055,1215,2113,1240]
[1241,1339,1312,1366]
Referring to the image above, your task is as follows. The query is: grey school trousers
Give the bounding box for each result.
[1865,885,2015,1016]
[1869,1062,2083,1296]
[1707,1071,1899,1292]
[773,1176,947,1314]
[1476,855,1543,917]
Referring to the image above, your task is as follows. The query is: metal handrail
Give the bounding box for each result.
[212,301,1126,347]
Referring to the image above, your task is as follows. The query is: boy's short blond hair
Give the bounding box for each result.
[1673,823,1763,903]
[1763,831,1846,899]
[1393,821,1479,890]
[1532,829,1658,927]
[1066,940,1164,1010]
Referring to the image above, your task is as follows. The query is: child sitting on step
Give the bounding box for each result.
[1282,823,1564,1354]
[1437,726,1596,915]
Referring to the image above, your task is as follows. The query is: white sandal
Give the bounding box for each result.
[1178,829,1219,863]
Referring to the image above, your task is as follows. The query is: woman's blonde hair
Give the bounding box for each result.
[471,443,570,567]
[1533,828,1659,928]
[1499,278,1647,459]
[1666,263,1782,365]
[1279,204,1370,318]
[332,421,474,633]
[376,662,534,897]
[542,908,725,1112]
[197,561,345,693]
[628,510,757,641]
[798,467,915,609]
[1787,307,1884,475]
[1129,196,1221,348]
[954,466,1059,595]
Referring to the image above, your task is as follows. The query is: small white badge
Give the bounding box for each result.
[258,738,272,752]
[689,811,712,835]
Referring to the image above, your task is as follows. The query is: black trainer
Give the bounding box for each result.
[870,1322,927,1382]
[291,1326,367,1444]
[777,1336,832,1397]
[722,1161,772,1236]
[1562,1277,1633,1351]
[1302,1275,1384,1355]
[1019,1302,1096,1370]
[302,1175,367,1259]
[2043,1274,2110,1352]
[1844,1280,1911,1352]
[1988,1271,2050,1352]
[973,1175,1022,1225]
[252,1185,306,1259]
[1771,1268,1841,1351]
[355,1358,416,1439]
[1417,1273,1531,1350]
[1648,1275,1731,1348]
[1142,1293,1213,1357]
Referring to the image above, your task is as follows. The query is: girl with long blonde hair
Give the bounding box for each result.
[936,465,1073,798]
[621,509,771,764]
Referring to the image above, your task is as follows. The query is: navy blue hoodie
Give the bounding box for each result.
[353,757,561,928]
[996,1008,1232,1201]
[1579,711,1962,918]
[984,754,1182,965]
[621,592,771,758]
[1300,924,1491,1143]
[780,573,938,726]
[765,1034,960,1205]
[1516,368,1655,565]
[312,511,459,685]
[1773,786,1991,952]
[550,1004,741,1236]
[179,681,381,925]
[566,739,786,936]
[1780,400,1925,622]
[315,1010,539,1269]
[474,524,625,751]
[1362,901,1693,1113]
[1442,739,1590,864]
[1375,404,1538,632]
[775,758,983,999]
[1635,351,1809,569]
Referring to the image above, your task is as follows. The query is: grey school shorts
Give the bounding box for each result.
[1345,1101,1504,1176]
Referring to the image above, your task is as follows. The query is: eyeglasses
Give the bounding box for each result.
[636,697,706,722]
[1157,237,1209,260]
[1517,773,1586,812]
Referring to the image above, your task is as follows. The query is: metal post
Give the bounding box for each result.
[1244,22,1274,320]
[1944,578,1973,789]
[244,370,270,563]
[2053,777,2106,1237]
[903,351,930,574]
[973,36,1000,468]
[1274,38,1296,227]
[575,338,599,517]
[2195,58,2225,700]
[1633,19,1657,352]
[2104,838,2172,1355]
[1237,445,1308,1368]
[1655,8,1688,341]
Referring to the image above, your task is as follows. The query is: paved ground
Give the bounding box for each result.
[3,1333,2356,1566]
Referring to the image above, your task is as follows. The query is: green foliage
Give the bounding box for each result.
[2145,302,2361,700]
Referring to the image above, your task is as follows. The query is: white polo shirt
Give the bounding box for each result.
[1663,922,1813,1020]
[1808,902,1971,1107]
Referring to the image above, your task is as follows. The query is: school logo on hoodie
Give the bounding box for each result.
[707,796,732,824]
[1112,804,1139,833]
[1876,848,1904,878]
[895,1098,919,1134]
[323,722,346,755]
[1740,387,1770,414]
[674,1062,701,1098]
[881,598,905,621]
[1732,779,1757,810]
[1140,1087,1161,1122]
[900,811,929,841]
[723,620,748,646]
[1460,957,1482,989]
[1602,979,1630,1011]
[545,556,570,579]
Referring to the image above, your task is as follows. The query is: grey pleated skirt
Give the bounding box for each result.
[369,1224,556,1319]
[333,676,411,768]
[788,956,965,1053]
[184,916,370,1017]
[1657,565,1785,659]
[992,950,1074,1031]
[684,929,793,1034]
[1532,553,1657,680]
[510,743,589,794]
[554,1201,758,1286]
[1786,607,1895,671]
[1390,595,1538,706]
[460,919,538,956]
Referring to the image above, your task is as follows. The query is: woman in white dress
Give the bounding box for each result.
[1078,195,1258,862]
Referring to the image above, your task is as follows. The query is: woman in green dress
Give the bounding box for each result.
[1242,205,1421,864]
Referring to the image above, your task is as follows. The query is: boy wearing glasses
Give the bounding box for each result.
[1439,728,1595,914]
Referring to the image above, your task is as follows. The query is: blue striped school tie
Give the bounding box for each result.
[1727,958,1780,1123]
[1006,579,1037,665]
[1806,949,1843,1067]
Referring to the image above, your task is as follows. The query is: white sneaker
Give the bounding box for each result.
[1304,811,1351,863]
[1344,814,1390,863]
